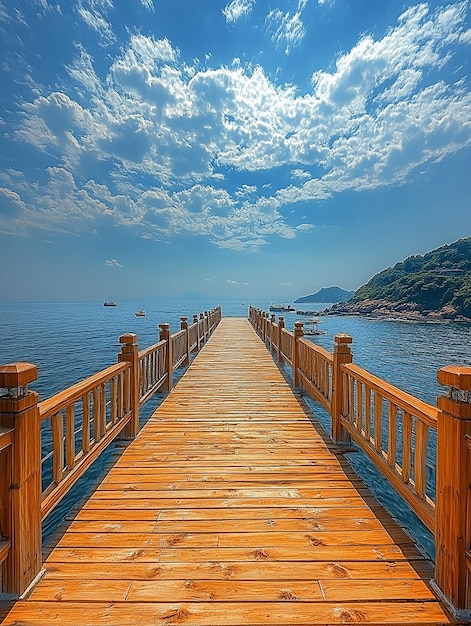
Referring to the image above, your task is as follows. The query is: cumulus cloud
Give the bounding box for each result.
[3,1,471,250]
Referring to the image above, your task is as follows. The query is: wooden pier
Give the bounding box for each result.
[0,317,461,625]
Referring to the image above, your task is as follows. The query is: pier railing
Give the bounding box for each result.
[0,306,221,597]
[250,305,471,617]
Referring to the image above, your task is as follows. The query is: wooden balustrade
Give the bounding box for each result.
[138,339,167,405]
[280,328,294,367]
[172,329,189,370]
[297,337,333,413]
[0,305,221,597]
[39,361,132,520]
[249,304,471,616]
[338,362,437,533]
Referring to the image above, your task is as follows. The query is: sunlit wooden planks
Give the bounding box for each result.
[2,318,454,625]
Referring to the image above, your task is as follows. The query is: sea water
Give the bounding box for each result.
[0,299,470,554]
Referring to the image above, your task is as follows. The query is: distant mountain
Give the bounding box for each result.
[294,286,355,303]
[330,237,471,320]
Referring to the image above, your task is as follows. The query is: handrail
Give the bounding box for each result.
[249,303,471,615]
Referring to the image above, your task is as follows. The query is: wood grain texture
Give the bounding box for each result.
[2,318,454,624]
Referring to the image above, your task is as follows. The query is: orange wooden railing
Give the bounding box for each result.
[249,305,471,617]
[0,306,221,596]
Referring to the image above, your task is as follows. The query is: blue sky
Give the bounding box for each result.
[0,0,470,302]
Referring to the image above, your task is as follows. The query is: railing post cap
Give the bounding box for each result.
[159,322,170,329]
[119,333,138,344]
[438,365,471,391]
[334,333,353,344]
[0,362,38,387]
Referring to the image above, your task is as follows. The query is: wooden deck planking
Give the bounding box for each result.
[2,318,455,625]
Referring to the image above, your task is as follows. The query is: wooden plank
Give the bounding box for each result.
[3,318,453,625]
[1,600,451,625]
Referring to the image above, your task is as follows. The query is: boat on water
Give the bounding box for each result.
[303,317,326,336]
[103,301,117,307]
[296,309,317,316]
[269,303,296,313]
[135,310,146,317]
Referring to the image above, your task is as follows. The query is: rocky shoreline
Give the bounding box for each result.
[317,299,471,323]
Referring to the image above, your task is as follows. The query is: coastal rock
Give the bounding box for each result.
[322,299,470,322]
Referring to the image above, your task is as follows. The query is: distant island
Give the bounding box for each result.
[323,237,471,322]
[294,286,355,304]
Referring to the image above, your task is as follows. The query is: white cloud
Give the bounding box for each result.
[266,6,306,53]
[76,1,115,46]
[140,0,154,10]
[291,169,311,180]
[105,259,122,268]
[5,2,471,251]
[223,0,255,23]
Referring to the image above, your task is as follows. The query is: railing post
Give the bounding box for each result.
[180,317,190,366]
[332,334,353,444]
[0,363,42,596]
[118,334,140,438]
[434,365,471,618]
[293,321,304,388]
[278,317,285,364]
[159,323,172,392]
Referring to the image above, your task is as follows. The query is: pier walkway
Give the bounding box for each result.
[1,318,455,624]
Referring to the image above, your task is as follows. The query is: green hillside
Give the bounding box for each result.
[352,237,471,317]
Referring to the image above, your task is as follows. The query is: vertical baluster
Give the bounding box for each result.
[110,376,117,424]
[65,405,75,470]
[52,411,64,484]
[100,383,107,428]
[356,381,363,433]
[402,411,412,484]
[349,375,355,422]
[388,403,397,467]
[115,372,121,419]
[374,392,383,452]
[365,386,371,442]
[414,420,428,499]
[82,392,90,454]
[92,387,100,442]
